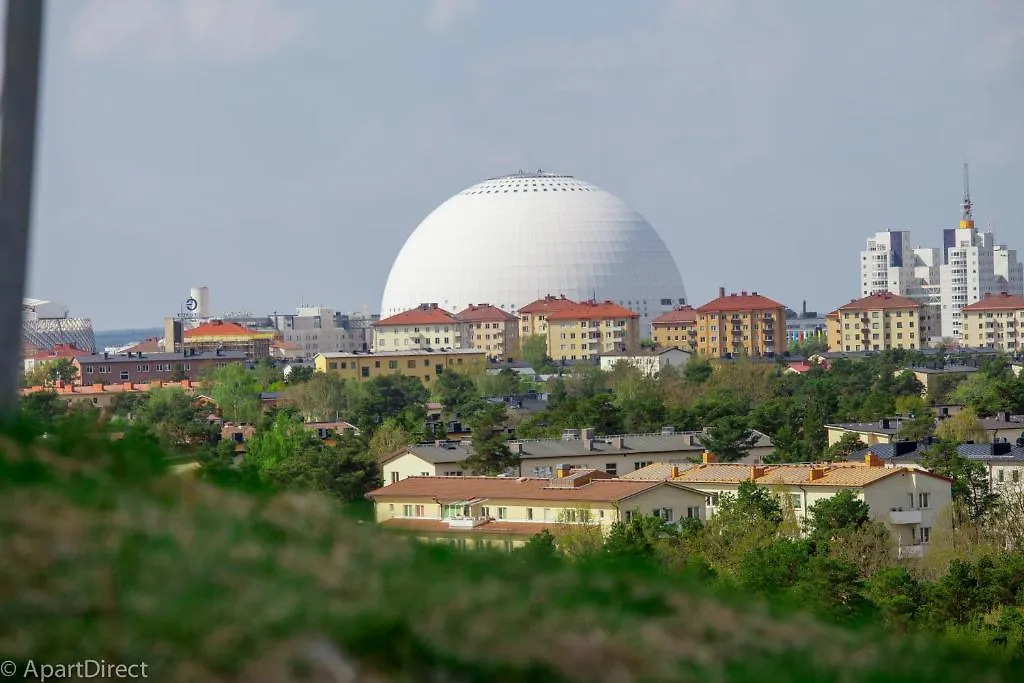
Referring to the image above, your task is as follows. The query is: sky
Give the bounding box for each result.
[27,0,1024,329]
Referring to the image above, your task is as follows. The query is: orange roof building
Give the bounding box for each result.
[457,304,519,359]
[961,293,1024,352]
[694,288,786,359]
[373,303,463,352]
[651,305,698,351]
[518,294,578,339]
[182,320,273,359]
[543,300,641,362]
[826,292,932,353]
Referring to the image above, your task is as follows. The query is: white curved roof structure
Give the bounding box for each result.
[380,171,687,328]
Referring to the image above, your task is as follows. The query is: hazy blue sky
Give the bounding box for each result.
[28,0,1024,329]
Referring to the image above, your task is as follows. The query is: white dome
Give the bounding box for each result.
[380,172,687,329]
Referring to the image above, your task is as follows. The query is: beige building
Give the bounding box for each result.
[826,292,931,352]
[367,469,709,539]
[627,454,952,557]
[960,292,1024,352]
[456,304,518,359]
[825,411,1024,447]
[381,428,776,484]
[544,300,640,362]
[372,303,463,352]
[314,348,486,387]
[517,294,577,339]
[650,305,698,351]
[695,288,786,359]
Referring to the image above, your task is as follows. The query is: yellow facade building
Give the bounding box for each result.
[650,305,697,350]
[826,292,926,352]
[315,348,486,386]
[695,289,786,358]
[517,294,577,340]
[960,292,1024,352]
[544,300,640,362]
[372,303,463,352]
[456,303,518,359]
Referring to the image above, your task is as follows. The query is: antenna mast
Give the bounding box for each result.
[960,162,975,230]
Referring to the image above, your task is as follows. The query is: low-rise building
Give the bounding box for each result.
[826,411,1024,446]
[960,292,1024,352]
[456,304,518,359]
[695,288,785,359]
[74,349,246,386]
[381,428,775,484]
[826,292,931,352]
[545,300,640,362]
[650,306,697,351]
[628,453,952,557]
[182,320,273,360]
[372,303,463,352]
[905,364,980,400]
[599,348,691,376]
[367,469,709,539]
[19,378,203,412]
[23,343,87,373]
[314,348,486,387]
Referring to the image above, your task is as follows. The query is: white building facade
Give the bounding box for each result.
[271,307,377,358]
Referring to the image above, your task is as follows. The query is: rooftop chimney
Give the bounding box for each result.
[718,286,725,298]
[670,465,680,478]
[702,451,718,465]
[809,467,827,481]
[865,452,884,468]
[750,466,766,479]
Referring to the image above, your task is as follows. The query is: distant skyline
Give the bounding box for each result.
[28,0,1024,328]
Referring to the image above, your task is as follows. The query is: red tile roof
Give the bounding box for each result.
[457,303,516,322]
[184,320,257,338]
[833,292,920,312]
[25,343,86,361]
[545,300,639,321]
[367,475,663,503]
[377,303,460,326]
[651,306,697,325]
[518,295,577,314]
[962,292,1024,312]
[696,292,784,313]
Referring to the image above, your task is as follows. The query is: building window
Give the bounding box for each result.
[1014,470,1021,483]
[138,364,150,372]
[403,504,413,516]
[481,506,491,518]
[919,527,931,544]
[686,507,700,519]
[998,469,1005,482]
[918,492,930,509]
[605,463,617,476]
[391,472,399,484]
[498,507,507,520]
[634,461,652,470]
[526,507,533,520]
[789,493,802,509]
[119,371,130,381]
[86,367,94,374]
[361,367,369,378]
[653,508,674,522]
[388,360,398,369]
[624,510,633,523]
[414,505,425,517]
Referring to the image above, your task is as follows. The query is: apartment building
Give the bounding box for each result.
[381,428,776,483]
[695,288,785,359]
[960,293,1024,352]
[74,349,246,386]
[627,454,952,557]
[314,348,486,387]
[826,292,931,352]
[650,305,697,351]
[518,294,577,339]
[367,470,709,539]
[456,304,518,359]
[598,348,691,377]
[544,300,640,361]
[270,307,377,358]
[372,303,463,352]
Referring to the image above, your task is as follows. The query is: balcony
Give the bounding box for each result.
[889,508,922,525]
[898,544,925,559]
[446,516,488,529]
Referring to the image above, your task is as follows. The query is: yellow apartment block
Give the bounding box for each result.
[518,294,577,339]
[827,292,926,352]
[457,303,519,359]
[961,293,1024,352]
[695,289,786,358]
[372,303,463,352]
[651,305,697,351]
[315,349,486,386]
[544,300,640,362]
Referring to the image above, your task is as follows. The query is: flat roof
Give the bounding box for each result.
[75,350,247,363]
[318,349,485,359]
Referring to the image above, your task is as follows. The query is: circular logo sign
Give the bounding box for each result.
[185,297,198,312]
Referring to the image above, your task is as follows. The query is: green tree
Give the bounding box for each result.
[169,364,189,382]
[805,489,870,546]
[245,413,315,477]
[604,514,676,559]
[476,368,522,397]
[520,334,555,373]
[354,375,429,433]
[699,415,758,462]
[519,530,559,563]
[952,373,1010,417]
[719,480,784,527]
[460,403,517,475]
[935,407,990,444]
[285,365,315,384]
[866,566,922,631]
[825,432,868,460]
[368,417,412,462]
[435,370,480,415]
[135,387,216,449]
[24,358,79,387]
[19,390,69,423]
[267,431,380,502]
[207,363,261,424]
[683,356,713,385]
[283,372,355,423]
[919,439,998,523]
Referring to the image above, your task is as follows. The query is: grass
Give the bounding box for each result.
[0,418,1018,682]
